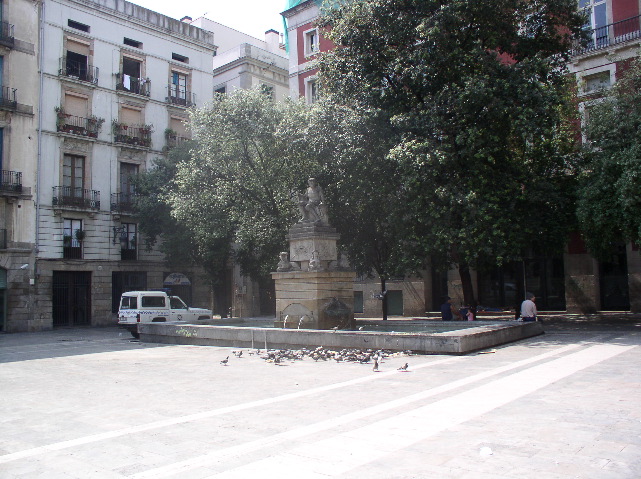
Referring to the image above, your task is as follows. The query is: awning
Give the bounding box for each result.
[163,273,191,286]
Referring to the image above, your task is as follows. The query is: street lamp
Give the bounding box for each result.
[112,226,128,248]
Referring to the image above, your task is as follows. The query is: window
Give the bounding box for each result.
[119,163,138,209]
[124,38,142,49]
[67,20,90,33]
[120,223,137,261]
[170,297,187,309]
[172,53,189,64]
[141,296,165,308]
[583,72,611,93]
[169,71,191,106]
[305,77,319,104]
[354,291,364,314]
[215,86,226,95]
[63,154,85,198]
[119,296,138,310]
[119,57,147,95]
[260,84,274,99]
[64,38,93,82]
[63,218,82,259]
[304,28,319,56]
[580,0,608,48]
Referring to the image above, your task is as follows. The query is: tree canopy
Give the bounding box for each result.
[577,56,641,258]
[169,89,317,282]
[317,0,585,304]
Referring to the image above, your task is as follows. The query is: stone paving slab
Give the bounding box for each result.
[0,321,640,478]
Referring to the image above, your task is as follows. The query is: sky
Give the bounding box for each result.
[130,0,288,39]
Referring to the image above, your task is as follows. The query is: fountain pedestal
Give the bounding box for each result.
[272,222,355,330]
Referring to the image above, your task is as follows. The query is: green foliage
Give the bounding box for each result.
[133,143,230,283]
[169,88,316,280]
[317,0,584,302]
[578,56,641,258]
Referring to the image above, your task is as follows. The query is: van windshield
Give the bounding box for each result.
[120,296,137,309]
[141,296,166,308]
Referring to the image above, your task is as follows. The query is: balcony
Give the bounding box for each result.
[110,192,136,215]
[112,122,152,148]
[0,21,14,48]
[0,86,17,111]
[59,57,99,84]
[573,14,641,56]
[167,85,195,107]
[0,229,6,249]
[1,170,22,193]
[165,133,190,150]
[52,186,100,210]
[116,74,151,97]
[56,111,104,139]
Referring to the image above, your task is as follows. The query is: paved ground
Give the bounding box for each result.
[1,319,640,478]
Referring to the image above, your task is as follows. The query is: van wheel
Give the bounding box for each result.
[130,331,140,339]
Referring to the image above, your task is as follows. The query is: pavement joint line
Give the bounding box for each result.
[207,343,637,478]
[130,341,590,478]
[0,334,604,467]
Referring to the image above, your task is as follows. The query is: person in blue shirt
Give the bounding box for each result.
[441,297,462,321]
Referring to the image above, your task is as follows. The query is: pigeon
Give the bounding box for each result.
[220,356,229,366]
[398,363,409,371]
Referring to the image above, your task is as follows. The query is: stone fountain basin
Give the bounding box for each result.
[138,320,543,354]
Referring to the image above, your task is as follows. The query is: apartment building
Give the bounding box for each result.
[1,0,218,332]
[188,17,290,104]
[0,0,39,332]
[564,0,641,313]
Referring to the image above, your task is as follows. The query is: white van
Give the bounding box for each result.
[117,291,212,338]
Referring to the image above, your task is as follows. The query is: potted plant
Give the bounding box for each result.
[74,229,86,242]
[63,234,72,246]
[54,106,68,130]
[87,116,105,137]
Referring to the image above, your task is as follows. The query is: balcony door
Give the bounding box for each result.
[580,0,608,48]
[122,57,143,94]
[63,154,85,200]
[119,162,137,206]
[171,71,187,102]
[65,39,90,81]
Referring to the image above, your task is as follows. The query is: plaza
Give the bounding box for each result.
[1,317,640,478]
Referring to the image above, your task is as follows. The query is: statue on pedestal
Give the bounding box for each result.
[276,252,300,272]
[297,178,329,225]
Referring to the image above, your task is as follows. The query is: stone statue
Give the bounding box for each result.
[276,252,300,272]
[308,250,322,272]
[297,178,329,225]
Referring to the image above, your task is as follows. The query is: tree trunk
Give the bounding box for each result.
[381,277,388,321]
[458,262,476,307]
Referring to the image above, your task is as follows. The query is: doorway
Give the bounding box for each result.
[52,271,91,326]
[599,243,630,311]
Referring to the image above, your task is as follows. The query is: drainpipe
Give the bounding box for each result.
[35,0,45,272]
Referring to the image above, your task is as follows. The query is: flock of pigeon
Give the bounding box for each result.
[219,347,412,372]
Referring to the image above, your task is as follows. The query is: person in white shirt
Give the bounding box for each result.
[520,293,538,321]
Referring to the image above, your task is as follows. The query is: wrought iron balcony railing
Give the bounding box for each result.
[0,170,22,193]
[167,85,196,107]
[0,86,17,110]
[112,123,152,148]
[0,21,14,47]
[56,113,102,138]
[117,74,151,97]
[573,14,641,55]
[110,192,136,214]
[59,57,99,84]
[166,134,190,149]
[52,186,100,210]
[0,229,6,249]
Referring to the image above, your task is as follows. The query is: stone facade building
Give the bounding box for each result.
[0,0,39,332]
[2,0,218,332]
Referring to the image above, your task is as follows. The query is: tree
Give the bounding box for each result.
[306,101,415,319]
[134,143,232,294]
[577,56,641,258]
[317,0,585,306]
[168,89,317,286]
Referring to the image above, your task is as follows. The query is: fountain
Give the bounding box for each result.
[137,178,543,353]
